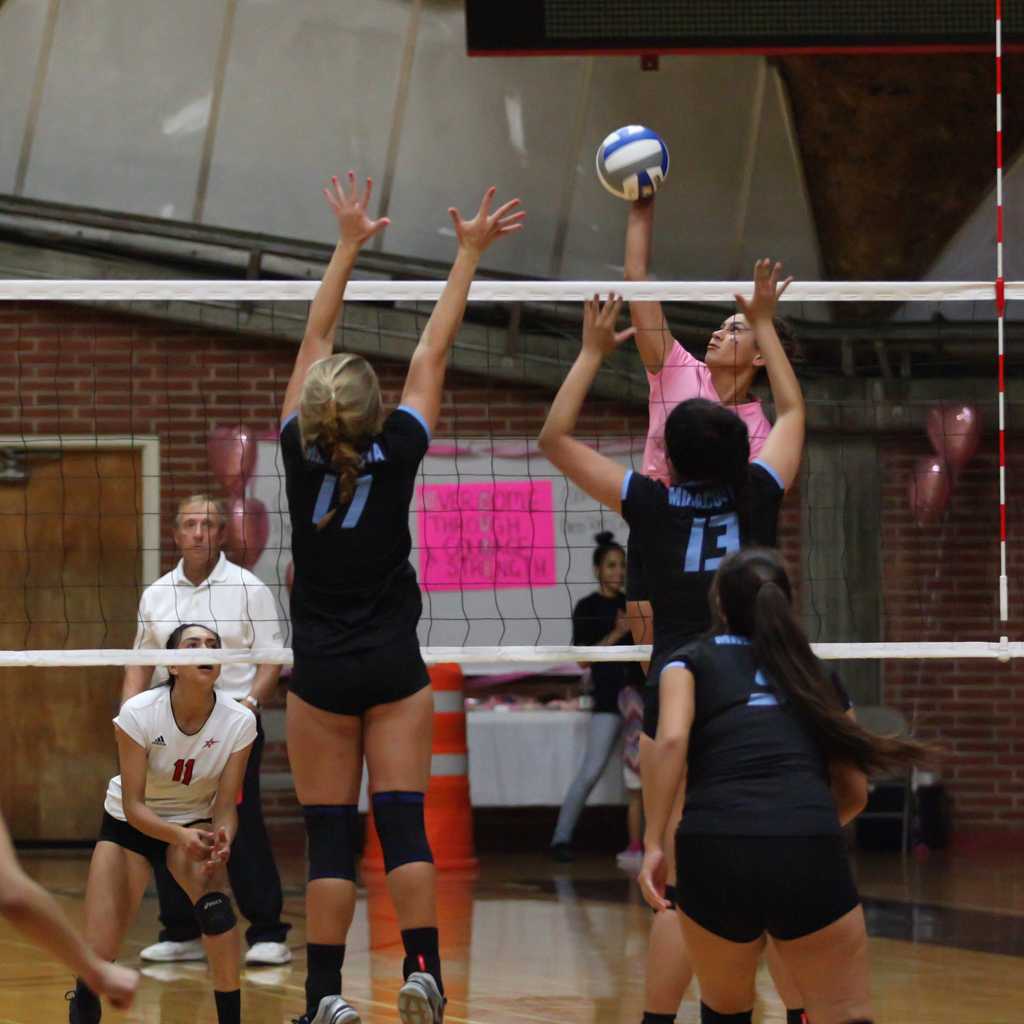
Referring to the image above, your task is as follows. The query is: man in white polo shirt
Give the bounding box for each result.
[121,493,291,966]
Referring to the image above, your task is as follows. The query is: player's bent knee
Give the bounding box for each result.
[303,804,358,882]
[194,891,236,936]
[372,791,433,873]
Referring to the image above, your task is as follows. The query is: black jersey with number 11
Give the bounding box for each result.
[280,405,430,659]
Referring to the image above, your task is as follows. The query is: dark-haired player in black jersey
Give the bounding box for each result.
[639,548,932,1024]
[538,260,806,1024]
[279,172,523,1024]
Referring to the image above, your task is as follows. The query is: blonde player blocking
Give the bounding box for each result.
[68,624,255,1024]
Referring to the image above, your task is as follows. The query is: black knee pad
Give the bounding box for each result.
[194,891,236,936]
[372,791,433,873]
[700,1005,752,1023]
[303,804,358,882]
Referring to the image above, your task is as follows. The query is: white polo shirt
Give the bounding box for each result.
[134,552,284,700]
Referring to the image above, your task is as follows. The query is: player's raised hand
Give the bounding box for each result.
[448,187,525,255]
[581,294,636,359]
[323,171,390,248]
[734,258,792,325]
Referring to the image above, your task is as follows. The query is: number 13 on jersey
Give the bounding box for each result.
[684,513,740,573]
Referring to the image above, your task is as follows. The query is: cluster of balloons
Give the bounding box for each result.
[908,405,983,525]
[206,426,270,568]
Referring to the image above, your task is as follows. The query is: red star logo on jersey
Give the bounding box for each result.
[203,738,220,750]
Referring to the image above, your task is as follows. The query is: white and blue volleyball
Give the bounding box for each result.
[596,125,669,201]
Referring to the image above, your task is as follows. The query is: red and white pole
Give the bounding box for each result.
[997,0,1009,626]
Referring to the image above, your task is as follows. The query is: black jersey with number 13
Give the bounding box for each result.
[620,460,785,671]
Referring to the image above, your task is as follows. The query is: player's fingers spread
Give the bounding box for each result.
[362,176,373,208]
[478,185,497,217]
[778,275,794,297]
[493,197,521,221]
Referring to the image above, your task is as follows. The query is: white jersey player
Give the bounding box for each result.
[68,625,254,1024]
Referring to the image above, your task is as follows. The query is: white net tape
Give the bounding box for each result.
[0,641,1017,668]
[1,278,1022,303]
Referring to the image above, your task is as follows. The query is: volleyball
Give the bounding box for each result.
[595,125,670,201]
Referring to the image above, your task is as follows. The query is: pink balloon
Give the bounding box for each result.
[926,404,982,474]
[908,456,951,526]
[224,497,269,568]
[207,426,257,497]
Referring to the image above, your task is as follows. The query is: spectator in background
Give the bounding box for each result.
[120,493,291,967]
[550,532,643,862]
[617,681,646,872]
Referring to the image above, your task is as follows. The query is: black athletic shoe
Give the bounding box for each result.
[549,843,573,863]
[67,990,100,1024]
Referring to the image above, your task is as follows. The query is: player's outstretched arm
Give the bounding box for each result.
[281,172,390,424]
[737,259,805,489]
[400,187,524,433]
[638,665,694,911]
[0,814,138,1008]
[625,198,674,374]
[538,295,635,511]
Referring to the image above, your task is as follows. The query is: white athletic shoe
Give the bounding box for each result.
[139,938,206,963]
[398,972,446,1024]
[245,941,293,965]
[310,994,361,1023]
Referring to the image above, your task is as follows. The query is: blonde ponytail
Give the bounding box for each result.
[298,354,383,526]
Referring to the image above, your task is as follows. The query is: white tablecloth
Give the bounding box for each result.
[466,710,627,807]
[356,709,627,810]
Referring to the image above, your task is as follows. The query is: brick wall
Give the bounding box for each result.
[881,440,1024,840]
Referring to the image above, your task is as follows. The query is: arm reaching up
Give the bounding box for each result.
[281,172,391,423]
[735,259,805,489]
[625,198,674,374]
[538,295,636,512]
[400,187,524,432]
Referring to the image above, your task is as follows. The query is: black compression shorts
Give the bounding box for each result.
[675,833,860,942]
[289,639,430,716]
[98,811,211,869]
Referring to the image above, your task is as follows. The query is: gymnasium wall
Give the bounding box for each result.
[2,302,1018,842]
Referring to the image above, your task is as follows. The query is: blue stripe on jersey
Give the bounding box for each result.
[714,634,751,646]
[752,459,784,490]
[341,474,372,528]
[280,411,298,433]
[620,469,634,501]
[312,474,337,523]
[602,127,663,161]
[397,404,432,442]
[659,659,691,679]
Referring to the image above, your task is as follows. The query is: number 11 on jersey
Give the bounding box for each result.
[172,758,195,786]
[684,512,740,573]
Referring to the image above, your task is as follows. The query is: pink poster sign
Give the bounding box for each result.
[417,480,556,591]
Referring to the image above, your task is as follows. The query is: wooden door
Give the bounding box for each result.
[0,449,142,840]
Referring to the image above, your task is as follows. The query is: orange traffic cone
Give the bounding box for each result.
[363,662,478,873]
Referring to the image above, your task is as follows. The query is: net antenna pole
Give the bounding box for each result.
[997,0,1010,638]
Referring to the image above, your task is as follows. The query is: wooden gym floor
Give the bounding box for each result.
[3,844,1023,1023]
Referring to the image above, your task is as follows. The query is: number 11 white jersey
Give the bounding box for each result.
[104,687,257,825]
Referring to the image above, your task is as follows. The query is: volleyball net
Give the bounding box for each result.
[0,277,1019,675]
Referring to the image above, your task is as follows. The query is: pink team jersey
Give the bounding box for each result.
[643,341,772,485]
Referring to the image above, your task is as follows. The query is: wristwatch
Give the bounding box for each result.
[241,695,260,711]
